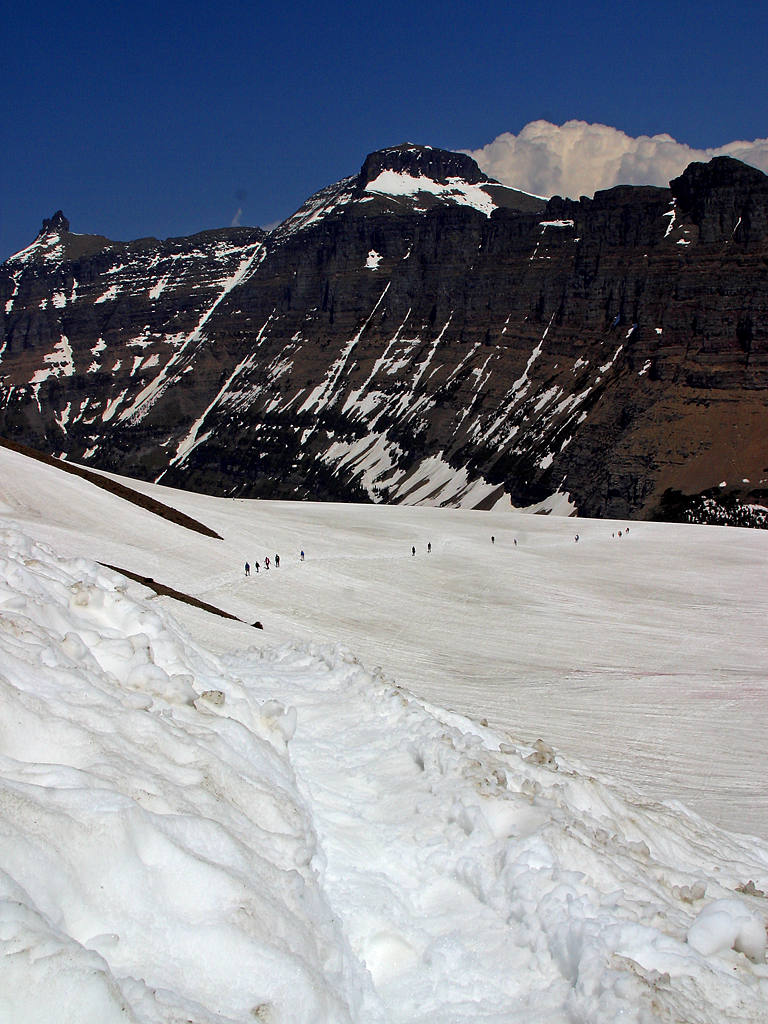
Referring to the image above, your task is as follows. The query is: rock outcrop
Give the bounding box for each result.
[1,145,766,523]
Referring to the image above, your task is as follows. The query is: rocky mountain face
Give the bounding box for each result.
[1,145,766,523]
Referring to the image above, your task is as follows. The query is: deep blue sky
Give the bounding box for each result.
[2,0,767,260]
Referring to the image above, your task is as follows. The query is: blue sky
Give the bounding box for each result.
[2,0,767,260]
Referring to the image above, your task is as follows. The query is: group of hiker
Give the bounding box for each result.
[411,531,611,555]
[245,552,290,576]
[244,527,634,576]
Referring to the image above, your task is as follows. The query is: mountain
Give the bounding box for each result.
[1,145,767,523]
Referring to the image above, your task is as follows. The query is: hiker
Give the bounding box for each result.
[427,542,431,553]
[245,562,250,576]
[412,546,416,556]
[255,560,260,573]
[300,550,305,561]
[574,534,579,543]
[491,535,495,544]
[514,538,517,547]
[265,556,270,569]
[275,553,280,568]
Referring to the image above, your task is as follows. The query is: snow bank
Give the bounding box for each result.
[237,643,768,1022]
[688,899,767,962]
[0,526,366,1023]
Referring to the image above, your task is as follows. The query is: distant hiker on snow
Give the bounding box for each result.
[491,535,495,544]
[275,554,280,567]
[412,546,416,556]
[300,550,305,561]
[427,542,431,553]
[255,561,260,573]
[245,562,250,576]
[265,556,270,569]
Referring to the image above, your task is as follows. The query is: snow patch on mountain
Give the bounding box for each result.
[5,231,64,266]
[276,178,358,238]
[167,348,265,472]
[300,284,391,417]
[389,452,508,508]
[119,241,265,427]
[365,170,498,216]
[322,433,400,496]
[29,335,75,383]
[95,283,120,304]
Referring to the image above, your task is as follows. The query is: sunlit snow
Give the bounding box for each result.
[0,446,767,1023]
[29,335,75,383]
[95,283,120,304]
[365,170,498,217]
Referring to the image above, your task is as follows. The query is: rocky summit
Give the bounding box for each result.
[1,144,766,524]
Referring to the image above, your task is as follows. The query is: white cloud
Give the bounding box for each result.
[464,120,768,199]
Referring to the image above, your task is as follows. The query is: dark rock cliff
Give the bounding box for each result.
[1,146,766,523]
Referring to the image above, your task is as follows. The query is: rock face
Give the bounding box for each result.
[1,145,767,523]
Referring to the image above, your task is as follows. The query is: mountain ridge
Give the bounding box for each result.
[1,145,766,524]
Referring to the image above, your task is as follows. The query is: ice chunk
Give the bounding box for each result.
[687,898,767,962]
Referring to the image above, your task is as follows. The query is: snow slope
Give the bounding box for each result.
[1,446,767,1022]
[2,445,764,837]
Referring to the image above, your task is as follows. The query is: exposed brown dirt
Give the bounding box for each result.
[100,563,263,629]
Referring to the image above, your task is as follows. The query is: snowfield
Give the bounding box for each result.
[1,445,767,1022]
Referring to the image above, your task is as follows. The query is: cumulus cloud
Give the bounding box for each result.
[465,120,768,199]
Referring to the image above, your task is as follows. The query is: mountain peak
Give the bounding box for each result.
[670,156,768,243]
[37,210,70,238]
[672,155,768,194]
[358,144,490,188]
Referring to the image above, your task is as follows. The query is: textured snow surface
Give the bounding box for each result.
[1,448,767,1022]
[0,529,364,1023]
